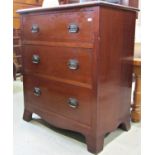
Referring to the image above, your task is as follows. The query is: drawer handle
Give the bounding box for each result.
[68,98,78,109]
[33,87,41,96]
[68,24,79,33]
[31,24,39,33]
[68,59,79,70]
[32,55,40,64]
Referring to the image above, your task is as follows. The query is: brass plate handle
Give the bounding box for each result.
[33,87,41,96]
[68,24,79,33]
[68,59,79,70]
[32,54,40,64]
[68,98,79,109]
[31,24,39,33]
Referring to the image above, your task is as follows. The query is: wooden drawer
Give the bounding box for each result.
[24,75,92,126]
[22,9,97,42]
[23,45,92,86]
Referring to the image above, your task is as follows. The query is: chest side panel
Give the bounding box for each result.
[97,7,136,133]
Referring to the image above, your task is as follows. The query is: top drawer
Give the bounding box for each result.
[22,8,97,43]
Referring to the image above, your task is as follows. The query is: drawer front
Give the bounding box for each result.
[23,45,92,85]
[24,75,92,126]
[22,9,96,42]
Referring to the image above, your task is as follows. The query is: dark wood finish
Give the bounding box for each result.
[18,2,137,154]
[22,10,97,42]
[22,45,92,86]
[13,0,43,81]
[23,109,33,122]
[24,74,92,126]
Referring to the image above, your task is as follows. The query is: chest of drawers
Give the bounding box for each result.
[18,2,137,154]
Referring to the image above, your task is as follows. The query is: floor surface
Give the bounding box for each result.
[13,80,141,155]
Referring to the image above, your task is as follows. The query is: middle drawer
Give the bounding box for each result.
[23,45,92,85]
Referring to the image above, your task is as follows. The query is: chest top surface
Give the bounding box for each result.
[17,1,139,14]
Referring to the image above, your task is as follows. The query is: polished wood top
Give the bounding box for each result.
[17,1,139,14]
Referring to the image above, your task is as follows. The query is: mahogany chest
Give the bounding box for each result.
[18,2,137,154]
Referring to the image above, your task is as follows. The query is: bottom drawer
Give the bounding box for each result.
[23,75,92,126]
